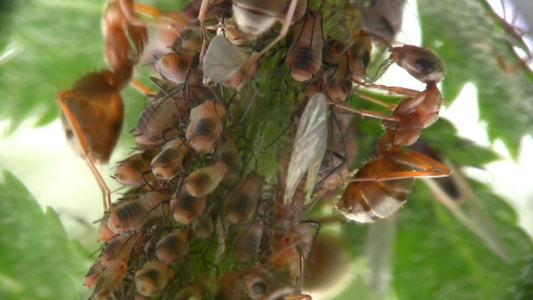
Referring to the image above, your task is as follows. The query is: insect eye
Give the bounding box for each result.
[416,58,433,73]
[251,281,267,295]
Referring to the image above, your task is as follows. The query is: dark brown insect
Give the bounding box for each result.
[322,40,352,102]
[286,10,325,82]
[225,171,264,225]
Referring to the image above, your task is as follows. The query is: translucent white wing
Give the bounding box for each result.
[284,93,328,205]
[203,36,250,84]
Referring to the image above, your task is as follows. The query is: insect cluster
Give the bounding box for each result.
[57,0,452,299]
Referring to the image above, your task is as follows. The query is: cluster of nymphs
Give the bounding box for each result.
[57,0,452,299]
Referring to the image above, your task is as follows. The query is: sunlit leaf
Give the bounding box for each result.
[418,0,533,158]
[393,180,533,300]
[0,171,90,300]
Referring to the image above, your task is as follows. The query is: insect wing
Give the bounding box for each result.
[284,93,328,205]
[203,36,251,84]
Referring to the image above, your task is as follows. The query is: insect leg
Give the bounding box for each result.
[329,101,397,121]
[57,93,112,212]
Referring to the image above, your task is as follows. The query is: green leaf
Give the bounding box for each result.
[0,171,90,300]
[0,1,19,51]
[420,118,501,167]
[0,0,105,134]
[418,0,533,158]
[393,180,533,300]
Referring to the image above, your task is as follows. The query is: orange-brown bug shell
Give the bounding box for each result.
[171,192,207,224]
[135,261,175,296]
[151,139,189,180]
[186,100,227,153]
[186,160,228,197]
[155,52,195,85]
[108,191,169,234]
[225,171,264,224]
[136,94,187,147]
[155,229,189,264]
[337,133,450,223]
[286,10,325,82]
[115,148,159,186]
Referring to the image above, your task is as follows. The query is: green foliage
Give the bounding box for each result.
[393,180,533,300]
[420,119,501,167]
[0,0,105,133]
[418,0,533,158]
[0,171,90,300]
